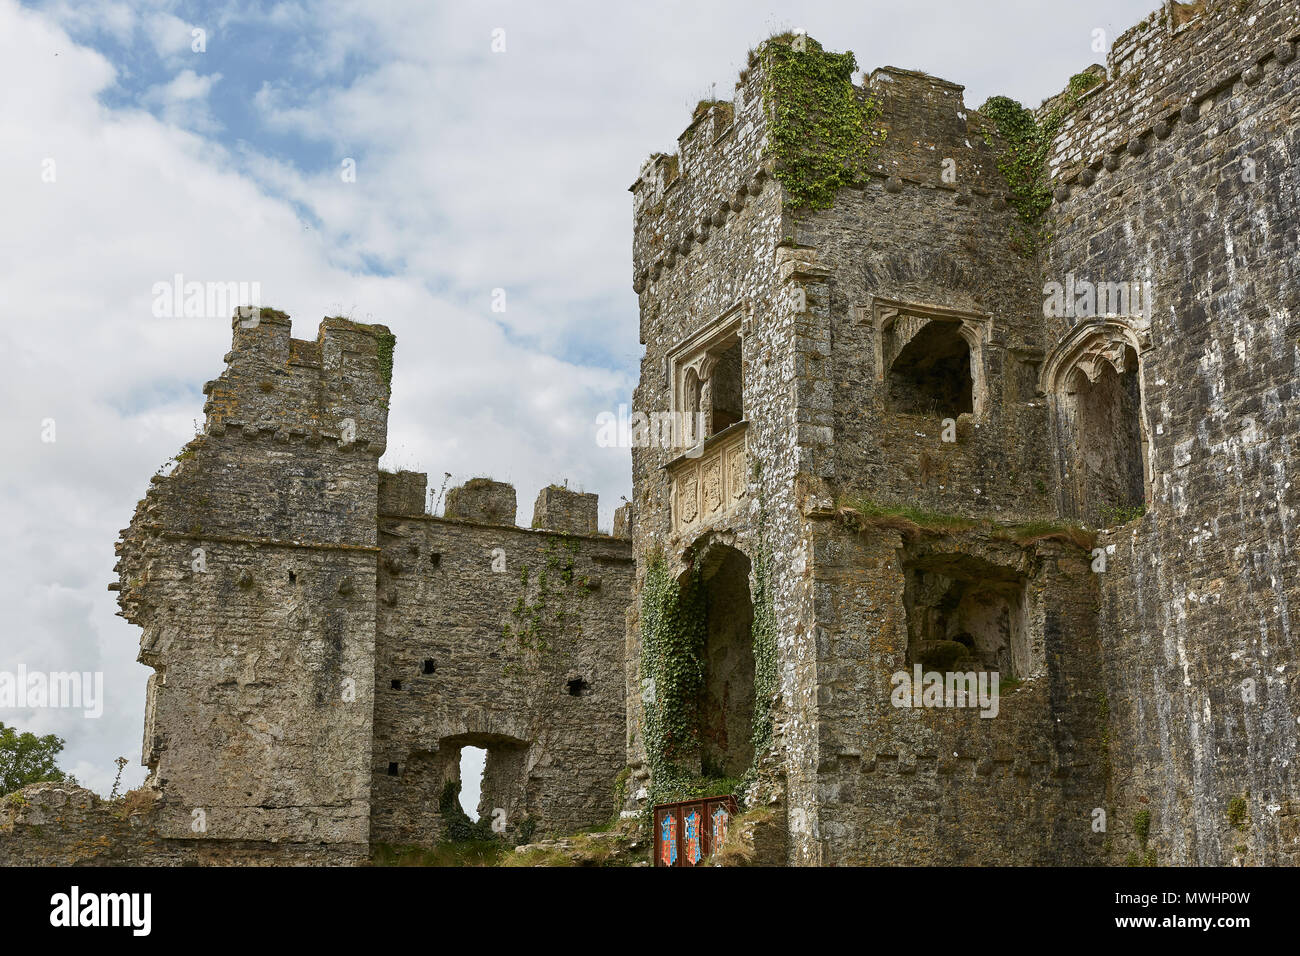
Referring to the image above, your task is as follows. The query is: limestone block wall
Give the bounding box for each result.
[1042,0,1300,864]
[369,473,633,844]
[0,783,363,866]
[532,484,598,534]
[807,522,1106,865]
[114,312,391,852]
[792,67,1056,522]
[444,477,517,525]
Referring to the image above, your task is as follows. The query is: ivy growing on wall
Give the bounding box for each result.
[503,535,589,667]
[761,35,885,211]
[979,71,1103,255]
[640,553,707,806]
[438,779,497,843]
[374,328,396,397]
[640,504,780,809]
[748,511,778,765]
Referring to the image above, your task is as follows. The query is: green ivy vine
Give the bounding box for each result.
[639,503,779,809]
[438,779,497,842]
[503,535,589,664]
[374,328,396,398]
[761,35,885,211]
[748,510,778,765]
[979,70,1103,255]
[640,553,707,791]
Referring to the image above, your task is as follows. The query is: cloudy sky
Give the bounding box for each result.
[0,0,1156,797]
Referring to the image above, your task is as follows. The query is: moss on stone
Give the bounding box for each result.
[839,497,1095,551]
[374,328,396,396]
[1227,795,1249,830]
[1134,808,1151,848]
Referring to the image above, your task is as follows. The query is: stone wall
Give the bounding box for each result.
[625,40,818,855]
[798,66,1056,523]
[629,0,1298,866]
[370,473,633,845]
[111,312,389,855]
[0,783,362,866]
[1042,0,1300,865]
[808,521,1106,864]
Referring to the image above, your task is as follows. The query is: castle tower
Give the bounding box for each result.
[1040,0,1300,865]
[112,314,637,858]
[628,1,1300,865]
[114,311,393,858]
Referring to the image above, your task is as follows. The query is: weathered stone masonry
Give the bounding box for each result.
[2,0,1296,869]
[625,0,1298,865]
[371,474,632,845]
[0,311,632,865]
[1044,0,1300,865]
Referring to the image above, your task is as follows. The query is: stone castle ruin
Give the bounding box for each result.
[2,0,1297,866]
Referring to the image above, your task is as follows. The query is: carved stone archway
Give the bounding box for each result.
[1041,319,1154,524]
[870,297,993,419]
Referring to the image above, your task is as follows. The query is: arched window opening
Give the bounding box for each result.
[458,746,487,821]
[1063,343,1146,525]
[683,367,702,445]
[888,320,974,417]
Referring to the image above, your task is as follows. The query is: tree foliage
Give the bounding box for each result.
[0,722,67,795]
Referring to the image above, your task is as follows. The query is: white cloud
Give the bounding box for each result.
[0,0,633,794]
[143,11,200,62]
[141,68,223,131]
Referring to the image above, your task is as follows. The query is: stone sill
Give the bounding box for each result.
[661,420,748,471]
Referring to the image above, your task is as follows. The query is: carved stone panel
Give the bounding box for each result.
[703,457,723,515]
[679,470,698,524]
[667,424,747,534]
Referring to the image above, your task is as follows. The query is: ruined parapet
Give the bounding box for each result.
[1045,0,1299,187]
[113,310,391,853]
[613,502,633,539]
[379,470,428,517]
[627,37,783,316]
[0,782,363,866]
[531,485,598,535]
[370,495,635,846]
[865,66,1005,198]
[442,478,517,526]
[206,311,392,457]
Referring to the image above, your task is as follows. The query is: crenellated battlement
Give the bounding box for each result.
[203,310,394,455]
[629,56,773,302]
[379,471,615,537]
[630,36,1021,315]
[1045,0,1299,194]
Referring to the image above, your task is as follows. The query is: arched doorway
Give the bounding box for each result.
[697,546,755,777]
